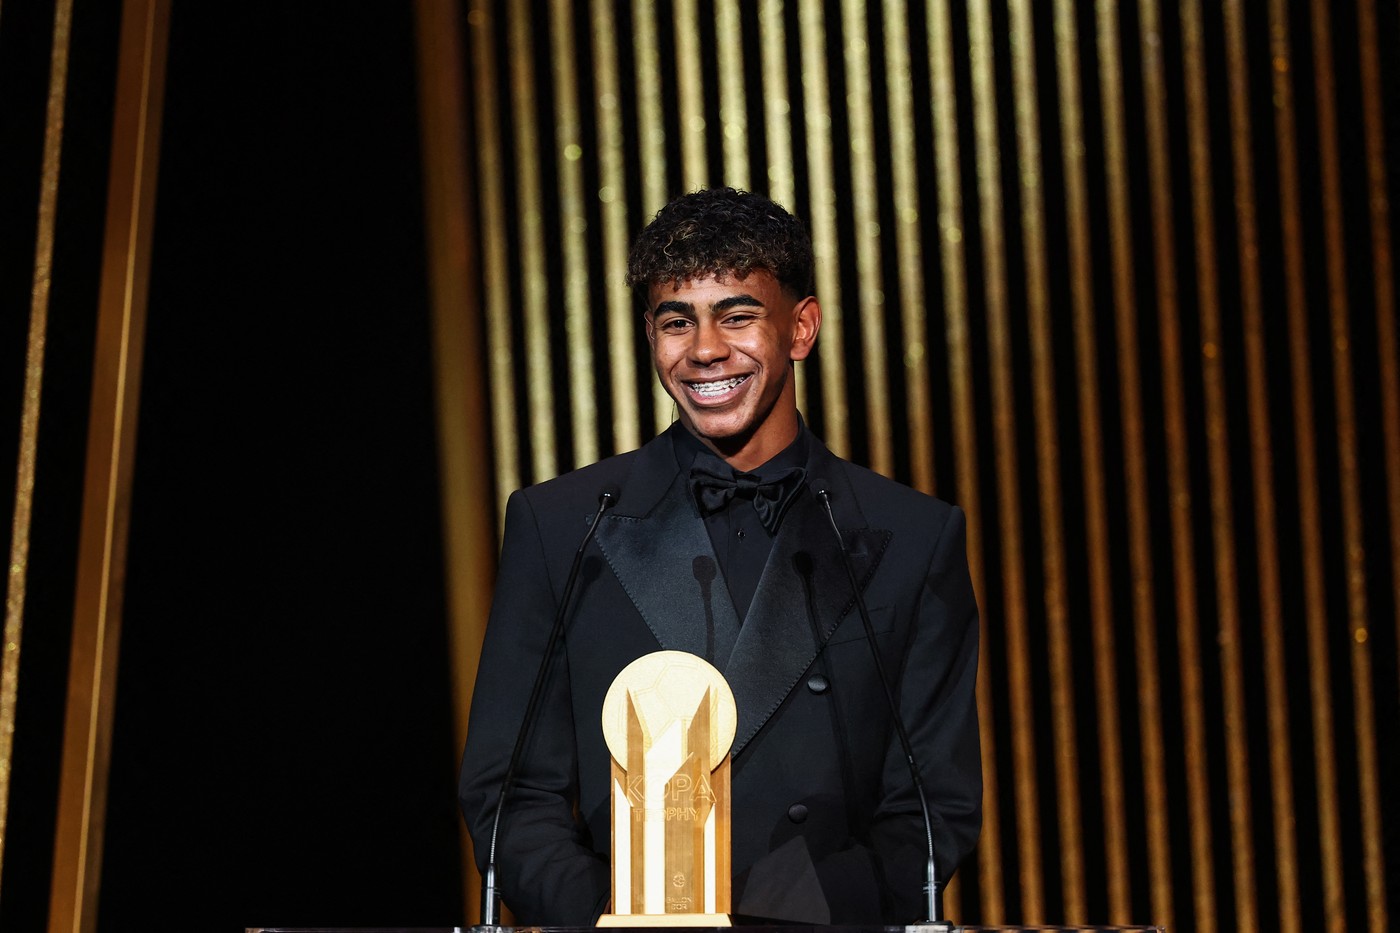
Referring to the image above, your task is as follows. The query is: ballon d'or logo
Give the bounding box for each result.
[598,651,736,927]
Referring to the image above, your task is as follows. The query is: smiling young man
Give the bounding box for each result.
[644,270,817,470]
[460,188,981,926]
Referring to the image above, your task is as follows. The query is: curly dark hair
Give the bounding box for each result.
[625,187,815,306]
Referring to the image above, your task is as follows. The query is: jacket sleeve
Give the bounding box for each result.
[458,489,611,925]
[843,504,982,922]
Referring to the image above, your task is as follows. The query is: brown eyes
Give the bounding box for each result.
[657,313,756,332]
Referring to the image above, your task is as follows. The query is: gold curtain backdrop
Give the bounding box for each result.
[445,1,1398,930]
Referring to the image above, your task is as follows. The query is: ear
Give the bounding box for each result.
[788,296,821,361]
[644,312,657,347]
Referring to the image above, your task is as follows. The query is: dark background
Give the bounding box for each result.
[1,3,465,929]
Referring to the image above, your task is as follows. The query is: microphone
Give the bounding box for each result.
[810,478,952,930]
[477,484,620,931]
[692,555,718,661]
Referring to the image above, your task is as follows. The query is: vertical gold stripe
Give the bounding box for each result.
[927,0,1002,919]
[1356,0,1400,768]
[757,0,804,413]
[797,0,850,457]
[758,0,795,209]
[1008,1,1084,920]
[969,0,1044,919]
[626,712,645,911]
[882,0,935,493]
[673,0,708,191]
[1266,1,1346,924]
[715,0,749,190]
[839,0,893,477]
[1096,1,1174,925]
[48,3,170,930]
[549,0,598,469]
[467,1,520,523]
[507,0,558,480]
[631,0,669,216]
[1,0,73,889]
[630,0,675,436]
[632,0,669,217]
[413,3,494,920]
[1178,4,1257,930]
[1053,1,1130,920]
[1138,5,1219,929]
[1306,3,1388,926]
[1220,2,1301,929]
[592,0,640,453]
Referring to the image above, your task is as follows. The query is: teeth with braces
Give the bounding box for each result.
[688,375,749,397]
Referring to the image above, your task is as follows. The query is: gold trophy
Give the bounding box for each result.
[597,651,737,927]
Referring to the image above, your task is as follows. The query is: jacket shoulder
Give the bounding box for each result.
[830,456,959,526]
[512,448,641,513]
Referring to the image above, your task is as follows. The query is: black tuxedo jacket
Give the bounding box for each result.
[459,426,981,925]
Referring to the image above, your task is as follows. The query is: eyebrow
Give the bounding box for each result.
[651,293,765,316]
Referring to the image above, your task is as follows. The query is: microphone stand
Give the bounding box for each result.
[476,486,618,932]
[813,482,954,931]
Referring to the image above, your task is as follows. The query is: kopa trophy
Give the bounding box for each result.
[598,651,737,927]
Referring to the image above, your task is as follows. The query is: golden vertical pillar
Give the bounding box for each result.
[1052,1,1130,920]
[47,2,171,931]
[1304,2,1388,924]
[413,0,497,922]
[1219,3,1302,928]
[1266,2,1346,923]
[1,0,75,896]
[1095,1,1173,924]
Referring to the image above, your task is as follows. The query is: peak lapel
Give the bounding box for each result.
[724,462,891,756]
[593,433,744,664]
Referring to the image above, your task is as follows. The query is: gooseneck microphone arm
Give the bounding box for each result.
[478,485,619,930]
[812,479,947,927]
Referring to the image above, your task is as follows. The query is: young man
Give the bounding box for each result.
[460,188,981,925]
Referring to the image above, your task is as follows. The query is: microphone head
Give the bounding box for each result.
[691,554,717,584]
[598,483,621,507]
[810,477,833,501]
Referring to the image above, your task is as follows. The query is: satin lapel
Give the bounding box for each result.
[593,432,743,663]
[725,456,891,756]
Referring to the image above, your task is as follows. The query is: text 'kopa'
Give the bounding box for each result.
[624,772,715,806]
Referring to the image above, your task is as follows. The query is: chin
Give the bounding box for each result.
[684,411,751,441]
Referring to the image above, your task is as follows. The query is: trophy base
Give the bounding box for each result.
[597,913,733,928]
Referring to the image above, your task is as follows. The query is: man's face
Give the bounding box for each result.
[645,270,820,469]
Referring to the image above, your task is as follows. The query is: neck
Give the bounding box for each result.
[690,411,801,473]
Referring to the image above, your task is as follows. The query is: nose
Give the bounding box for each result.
[687,320,729,366]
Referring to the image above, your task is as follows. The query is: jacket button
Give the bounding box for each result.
[807,674,830,694]
[788,804,808,823]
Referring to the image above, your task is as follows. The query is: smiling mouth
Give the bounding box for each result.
[685,374,751,398]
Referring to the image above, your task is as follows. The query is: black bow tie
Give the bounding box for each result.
[689,465,808,535]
